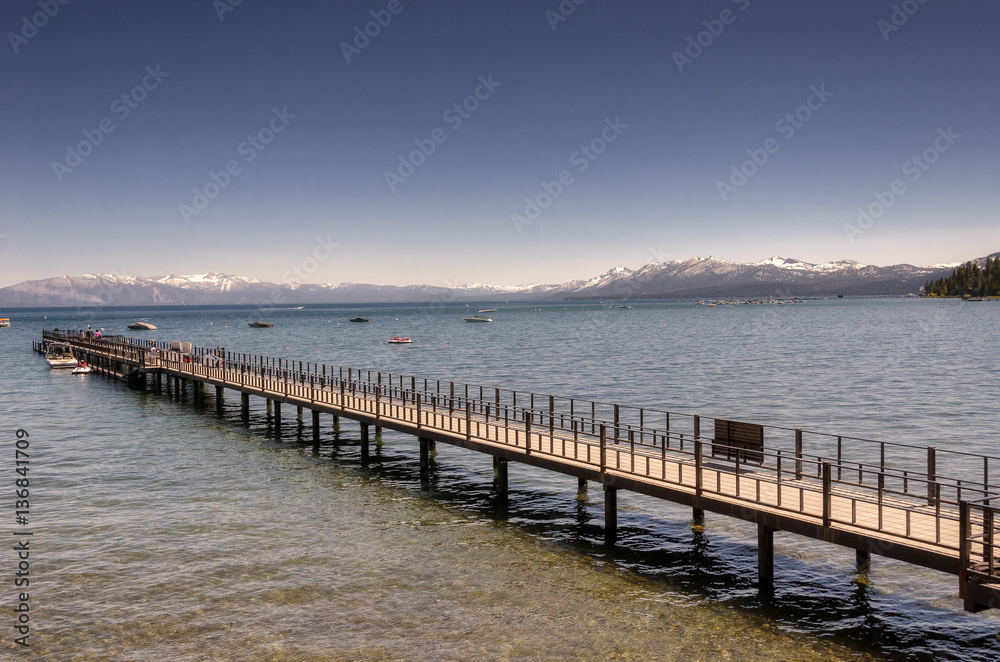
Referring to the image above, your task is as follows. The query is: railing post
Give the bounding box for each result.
[449,381,455,413]
[927,446,937,505]
[822,462,832,527]
[614,404,620,444]
[465,400,471,441]
[524,412,531,455]
[795,428,803,480]
[599,423,606,476]
[959,500,970,600]
[548,394,554,438]
[877,472,885,530]
[695,436,703,497]
[416,392,422,429]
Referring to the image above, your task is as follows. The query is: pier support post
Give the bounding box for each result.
[311,410,320,454]
[494,457,508,498]
[154,373,162,393]
[419,437,430,478]
[758,524,775,587]
[856,549,871,573]
[332,415,340,432]
[297,406,303,422]
[274,402,282,437]
[241,393,249,422]
[604,485,618,545]
[693,508,705,522]
[216,386,224,413]
[577,477,588,498]
[194,381,202,404]
[360,424,370,464]
[375,426,382,440]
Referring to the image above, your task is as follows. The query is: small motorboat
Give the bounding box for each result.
[45,343,78,369]
[248,322,274,328]
[463,316,492,322]
[0,318,9,328]
[127,318,157,330]
[387,336,413,344]
[349,316,371,323]
[618,305,632,309]
[478,309,496,313]
[71,361,93,374]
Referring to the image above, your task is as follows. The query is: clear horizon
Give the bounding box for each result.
[3,1,998,289]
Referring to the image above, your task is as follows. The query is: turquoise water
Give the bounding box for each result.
[1,298,999,660]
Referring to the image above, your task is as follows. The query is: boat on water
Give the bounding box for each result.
[71,361,93,374]
[387,336,412,344]
[619,305,632,309]
[127,318,157,330]
[349,316,371,323]
[463,316,492,322]
[478,309,496,313]
[248,322,274,328]
[45,343,78,369]
[0,318,9,328]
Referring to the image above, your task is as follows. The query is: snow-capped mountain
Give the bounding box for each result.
[554,255,956,299]
[0,255,981,307]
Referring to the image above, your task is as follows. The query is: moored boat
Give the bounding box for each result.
[463,315,492,322]
[45,343,78,369]
[387,336,412,344]
[248,322,274,328]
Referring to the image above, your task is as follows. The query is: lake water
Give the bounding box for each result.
[2,298,999,660]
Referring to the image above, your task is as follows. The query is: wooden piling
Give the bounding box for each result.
[604,485,618,545]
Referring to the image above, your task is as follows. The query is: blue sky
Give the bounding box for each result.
[1,0,998,288]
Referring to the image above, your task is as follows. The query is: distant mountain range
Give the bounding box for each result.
[0,254,986,307]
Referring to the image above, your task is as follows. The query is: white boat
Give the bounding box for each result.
[0,318,9,328]
[463,316,492,322]
[45,344,78,369]
[387,336,413,344]
[478,309,496,313]
[127,318,157,330]
[71,361,93,374]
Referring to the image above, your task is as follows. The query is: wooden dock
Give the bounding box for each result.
[35,330,1000,612]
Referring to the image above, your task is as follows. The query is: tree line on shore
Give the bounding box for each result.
[923,256,1000,297]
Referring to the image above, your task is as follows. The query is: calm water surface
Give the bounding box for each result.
[1,298,999,660]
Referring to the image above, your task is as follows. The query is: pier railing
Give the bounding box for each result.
[44,329,1000,560]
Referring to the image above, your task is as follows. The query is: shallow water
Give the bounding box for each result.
[2,298,999,660]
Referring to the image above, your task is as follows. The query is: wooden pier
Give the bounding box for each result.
[35,330,1000,612]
